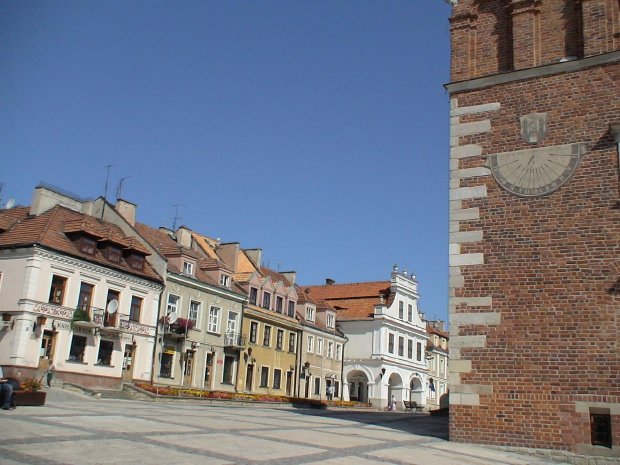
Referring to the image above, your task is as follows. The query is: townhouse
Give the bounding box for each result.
[134,223,247,391]
[424,320,448,409]
[295,286,346,400]
[304,266,430,410]
[0,186,163,388]
[192,235,302,397]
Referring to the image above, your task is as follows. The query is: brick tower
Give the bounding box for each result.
[446,0,620,461]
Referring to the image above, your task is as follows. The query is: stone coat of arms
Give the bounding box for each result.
[520,113,547,144]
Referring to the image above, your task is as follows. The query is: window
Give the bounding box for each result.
[334,381,340,398]
[97,340,114,365]
[408,339,413,359]
[167,294,179,314]
[276,296,283,313]
[288,332,296,352]
[306,307,314,322]
[314,377,321,396]
[189,301,200,327]
[77,282,94,311]
[327,341,334,358]
[105,289,120,327]
[108,246,121,263]
[590,410,612,448]
[408,304,413,322]
[222,356,234,384]
[326,314,335,328]
[68,335,87,362]
[49,275,67,305]
[249,287,258,305]
[417,342,422,361]
[130,296,142,322]
[249,321,258,344]
[440,358,445,376]
[273,369,282,389]
[80,236,96,255]
[287,301,295,317]
[208,307,220,333]
[336,344,342,360]
[263,325,271,346]
[307,335,314,353]
[160,351,173,378]
[182,261,194,275]
[204,353,213,385]
[260,366,269,387]
[220,274,230,287]
[316,338,323,355]
[399,301,404,319]
[398,336,404,356]
[128,253,145,270]
[276,329,284,350]
[227,311,238,335]
[388,333,394,354]
[262,292,271,309]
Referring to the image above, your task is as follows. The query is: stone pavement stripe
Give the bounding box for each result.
[4,439,234,465]
[367,445,504,465]
[427,441,557,465]
[146,432,326,461]
[243,428,387,449]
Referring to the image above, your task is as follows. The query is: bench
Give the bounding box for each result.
[404,400,424,413]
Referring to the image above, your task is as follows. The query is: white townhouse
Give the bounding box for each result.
[0,185,164,388]
[304,266,430,410]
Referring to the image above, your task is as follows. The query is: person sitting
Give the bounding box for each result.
[0,367,15,410]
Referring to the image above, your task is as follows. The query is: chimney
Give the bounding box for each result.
[175,226,193,248]
[218,243,240,271]
[30,185,83,216]
[281,271,296,286]
[244,248,262,269]
[116,199,137,227]
[326,278,335,285]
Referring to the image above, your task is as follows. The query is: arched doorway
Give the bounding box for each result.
[387,372,404,408]
[409,376,424,404]
[347,370,369,403]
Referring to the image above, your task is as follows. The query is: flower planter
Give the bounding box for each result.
[14,391,47,406]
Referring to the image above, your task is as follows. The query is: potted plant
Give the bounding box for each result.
[15,378,47,406]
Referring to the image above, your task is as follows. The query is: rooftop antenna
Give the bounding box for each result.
[172,204,185,230]
[103,165,114,199]
[116,176,132,199]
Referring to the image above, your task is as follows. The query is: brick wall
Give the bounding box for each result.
[447,0,620,459]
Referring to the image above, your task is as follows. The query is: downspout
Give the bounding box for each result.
[150,284,165,387]
[340,331,348,401]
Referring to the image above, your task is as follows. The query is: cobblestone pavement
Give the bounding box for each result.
[0,388,567,464]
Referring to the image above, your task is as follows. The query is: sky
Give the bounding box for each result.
[1,1,453,323]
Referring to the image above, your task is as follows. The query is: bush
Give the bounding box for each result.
[21,378,42,392]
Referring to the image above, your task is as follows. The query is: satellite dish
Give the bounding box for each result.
[5,199,15,209]
[107,299,118,314]
[167,312,178,324]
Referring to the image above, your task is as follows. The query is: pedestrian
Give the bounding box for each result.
[326,384,334,401]
[45,361,55,388]
[389,395,396,412]
[0,366,15,410]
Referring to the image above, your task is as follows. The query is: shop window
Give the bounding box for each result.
[222,356,234,385]
[68,335,87,362]
[97,340,114,365]
[273,369,282,389]
[260,366,269,387]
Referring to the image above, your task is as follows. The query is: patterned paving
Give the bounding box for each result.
[0,389,567,464]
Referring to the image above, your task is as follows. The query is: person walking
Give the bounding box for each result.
[45,361,55,388]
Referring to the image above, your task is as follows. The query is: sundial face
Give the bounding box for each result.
[489,143,584,197]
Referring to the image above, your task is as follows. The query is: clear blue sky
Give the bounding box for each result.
[1,1,453,323]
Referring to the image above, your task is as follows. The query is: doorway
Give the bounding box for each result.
[39,330,56,369]
[245,364,254,392]
[285,371,292,396]
[122,344,135,382]
[183,350,194,386]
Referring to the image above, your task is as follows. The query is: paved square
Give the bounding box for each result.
[0,388,568,464]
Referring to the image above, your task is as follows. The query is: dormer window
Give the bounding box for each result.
[306,307,314,322]
[128,253,145,270]
[183,261,194,275]
[327,314,335,328]
[80,237,96,255]
[220,274,230,287]
[249,287,258,305]
[108,246,121,263]
[262,292,271,310]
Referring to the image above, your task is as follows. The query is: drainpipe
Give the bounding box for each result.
[150,286,165,387]
[340,332,348,400]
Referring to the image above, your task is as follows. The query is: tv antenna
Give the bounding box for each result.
[172,204,185,230]
[103,165,114,199]
[116,176,132,199]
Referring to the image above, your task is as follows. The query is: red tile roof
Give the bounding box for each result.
[0,205,161,282]
[302,281,391,321]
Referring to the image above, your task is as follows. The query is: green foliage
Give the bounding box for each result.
[72,308,91,322]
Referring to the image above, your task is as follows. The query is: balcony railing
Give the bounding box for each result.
[224,332,246,348]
